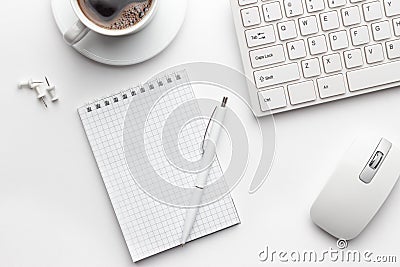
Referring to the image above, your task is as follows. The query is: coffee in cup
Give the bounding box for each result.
[63,0,158,45]
[77,0,154,30]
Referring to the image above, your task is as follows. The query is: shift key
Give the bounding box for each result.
[254,63,300,89]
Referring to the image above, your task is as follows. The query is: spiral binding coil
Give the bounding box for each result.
[83,72,184,113]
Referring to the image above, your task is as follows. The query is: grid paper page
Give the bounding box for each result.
[78,71,240,262]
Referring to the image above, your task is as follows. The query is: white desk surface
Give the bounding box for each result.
[1,0,400,266]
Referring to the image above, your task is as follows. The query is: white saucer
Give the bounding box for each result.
[51,0,187,66]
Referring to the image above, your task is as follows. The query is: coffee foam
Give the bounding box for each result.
[79,0,153,30]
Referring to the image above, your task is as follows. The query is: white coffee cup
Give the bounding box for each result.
[64,0,158,45]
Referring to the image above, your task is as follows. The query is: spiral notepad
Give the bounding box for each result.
[78,71,240,262]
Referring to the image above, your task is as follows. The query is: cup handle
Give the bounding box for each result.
[63,20,90,46]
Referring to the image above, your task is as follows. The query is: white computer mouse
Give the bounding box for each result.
[310,135,400,240]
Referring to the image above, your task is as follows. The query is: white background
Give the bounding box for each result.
[1,0,400,266]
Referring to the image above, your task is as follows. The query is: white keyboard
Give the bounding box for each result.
[230,0,400,116]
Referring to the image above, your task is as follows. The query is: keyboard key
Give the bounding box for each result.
[317,74,346,98]
[241,7,261,27]
[347,61,400,91]
[329,30,349,50]
[277,20,298,40]
[341,6,361,26]
[288,81,317,104]
[283,0,304,17]
[372,21,391,41]
[383,0,400,17]
[308,35,328,55]
[299,16,319,36]
[254,63,300,88]
[393,18,400,36]
[362,1,383,22]
[249,45,285,68]
[262,2,283,22]
[239,0,257,6]
[386,40,400,59]
[258,87,287,111]
[245,26,276,47]
[328,0,347,8]
[320,11,340,31]
[365,44,384,63]
[287,40,307,59]
[350,26,370,46]
[323,53,342,73]
[344,49,363,68]
[301,58,322,78]
[305,0,325,13]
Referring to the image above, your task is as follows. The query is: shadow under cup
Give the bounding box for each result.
[77,0,155,31]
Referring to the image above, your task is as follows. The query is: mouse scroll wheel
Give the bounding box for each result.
[369,151,384,170]
[360,138,392,184]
